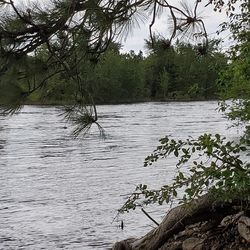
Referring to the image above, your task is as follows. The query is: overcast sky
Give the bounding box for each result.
[120,2,232,53]
[12,0,233,53]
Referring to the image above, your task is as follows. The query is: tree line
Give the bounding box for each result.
[17,38,227,105]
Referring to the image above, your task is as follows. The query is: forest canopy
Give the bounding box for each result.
[0,1,240,102]
[10,39,226,105]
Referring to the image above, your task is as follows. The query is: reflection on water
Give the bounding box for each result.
[0,102,241,249]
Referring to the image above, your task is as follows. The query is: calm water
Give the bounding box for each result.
[0,102,242,249]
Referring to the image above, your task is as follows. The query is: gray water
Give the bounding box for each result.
[0,102,242,250]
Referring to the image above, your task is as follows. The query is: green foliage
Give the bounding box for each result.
[218,1,250,135]
[90,49,146,103]
[120,134,250,212]
[0,39,226,107]
[143,40,227,99]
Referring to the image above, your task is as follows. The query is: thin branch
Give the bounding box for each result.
[141,208,160,226]
[149,1,157,46]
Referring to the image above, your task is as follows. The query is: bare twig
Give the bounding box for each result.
[141,208,159,226]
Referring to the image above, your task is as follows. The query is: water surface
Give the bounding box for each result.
[0,102,241,249]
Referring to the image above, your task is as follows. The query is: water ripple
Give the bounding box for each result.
[0,102,242,249]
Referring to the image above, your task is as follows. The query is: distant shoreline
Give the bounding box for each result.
[20,97,219,106]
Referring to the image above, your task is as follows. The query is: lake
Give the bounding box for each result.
[0,101,242,249]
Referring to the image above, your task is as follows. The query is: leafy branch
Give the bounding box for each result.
[120,134,250,212]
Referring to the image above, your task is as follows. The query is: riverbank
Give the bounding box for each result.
[113,195,250,250]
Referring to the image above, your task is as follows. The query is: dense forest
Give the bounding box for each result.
[0,39,227,105]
